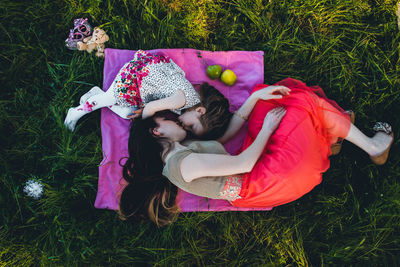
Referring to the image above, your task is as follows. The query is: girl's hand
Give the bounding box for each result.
[127,108,143,121]
[252,85,291,101]
[262,107,287,132]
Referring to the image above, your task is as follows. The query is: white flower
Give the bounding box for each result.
[23,179,44,199]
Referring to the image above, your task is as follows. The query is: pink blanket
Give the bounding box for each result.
[95,48,272,212]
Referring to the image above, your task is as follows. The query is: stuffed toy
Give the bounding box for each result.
[65,18,93,50]
[77,27,109,58]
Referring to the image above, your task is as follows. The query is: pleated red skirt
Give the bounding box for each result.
[232,78,351,208]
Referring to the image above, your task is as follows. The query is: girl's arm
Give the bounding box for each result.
[181,107,286,182]
[217,85,290,144]
[141,90,186,119]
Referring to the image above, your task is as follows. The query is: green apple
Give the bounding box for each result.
[206,64,222,79]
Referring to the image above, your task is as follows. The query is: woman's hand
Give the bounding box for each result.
[262,107,287,132]
[127,108,144,121]
[252,85,291,100]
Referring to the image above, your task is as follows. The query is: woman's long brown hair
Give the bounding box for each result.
[118,112,179,226]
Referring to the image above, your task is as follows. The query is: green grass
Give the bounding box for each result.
[1,0,400,265]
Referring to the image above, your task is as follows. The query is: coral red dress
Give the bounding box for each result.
[232,78,351,208]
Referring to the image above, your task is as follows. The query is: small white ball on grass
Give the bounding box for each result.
[23,179,44,199]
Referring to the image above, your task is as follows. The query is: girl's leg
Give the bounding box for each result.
[79,86,103,105]
[64,88,116,131]
[79,86,136,119]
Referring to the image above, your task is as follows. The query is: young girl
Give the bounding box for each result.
[118,79,394,226]
[64,50,232,136]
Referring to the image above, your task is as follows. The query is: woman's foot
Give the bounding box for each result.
[369,122,394,165]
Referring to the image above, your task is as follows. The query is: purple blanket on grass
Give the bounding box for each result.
[95,48,272,212]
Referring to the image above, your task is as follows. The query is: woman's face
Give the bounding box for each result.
[178,109,206,136]
[153,117,187,142]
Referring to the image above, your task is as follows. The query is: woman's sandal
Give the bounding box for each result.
[370,122,394,165]
[331,110,355,155]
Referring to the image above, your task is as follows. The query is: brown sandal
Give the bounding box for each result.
[370,122,394,165]
[331,110,355,155]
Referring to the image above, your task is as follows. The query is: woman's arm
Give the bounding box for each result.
[181,107,287,182]
[140,90,186,119]
[217,85,290,144]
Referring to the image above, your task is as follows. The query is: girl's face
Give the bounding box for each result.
[153,117,187,142]
[178,108,206,136]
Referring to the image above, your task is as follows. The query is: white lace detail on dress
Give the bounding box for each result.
[218,175,243,201]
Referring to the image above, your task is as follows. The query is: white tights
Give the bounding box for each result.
[64,87,134,131]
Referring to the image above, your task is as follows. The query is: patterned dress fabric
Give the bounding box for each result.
[111,50,200,114]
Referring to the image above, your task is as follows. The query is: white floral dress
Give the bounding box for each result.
[110,50,200,114]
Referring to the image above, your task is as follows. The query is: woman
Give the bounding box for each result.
[119,78,394,226]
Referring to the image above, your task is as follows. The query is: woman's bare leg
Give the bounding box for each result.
[318,98,393,158]
[344,124,393,157]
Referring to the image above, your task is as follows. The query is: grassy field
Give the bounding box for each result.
[1,0,399,265]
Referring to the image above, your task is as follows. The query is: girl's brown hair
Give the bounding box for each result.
[118,112,179,226]
[195,83,233,140]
